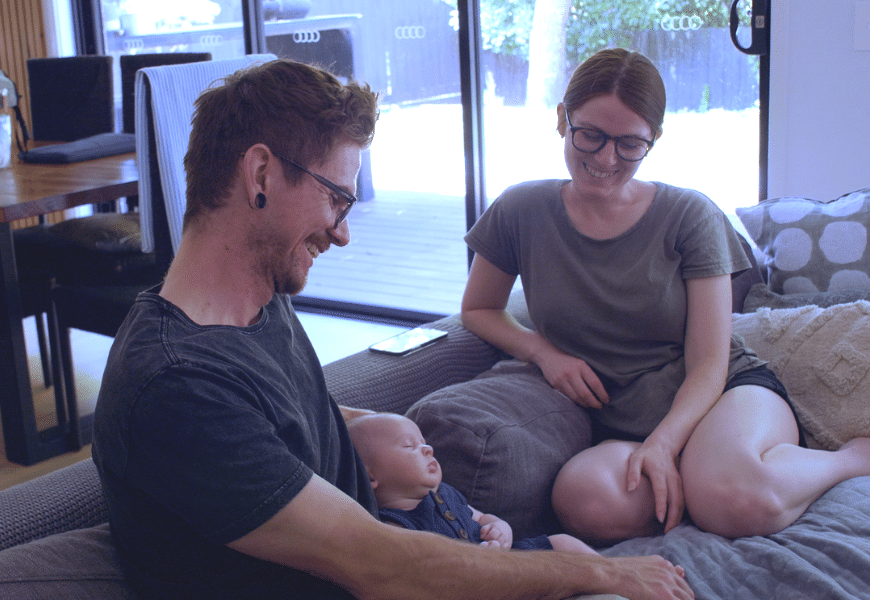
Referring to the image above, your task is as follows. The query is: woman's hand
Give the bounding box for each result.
[538,349,609,409]
[626,437,684,533]
[461,254,609,408]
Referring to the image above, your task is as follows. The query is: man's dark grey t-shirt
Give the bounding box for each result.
[93,290,376,599]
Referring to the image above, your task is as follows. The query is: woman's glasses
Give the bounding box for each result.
[565,109,654,162]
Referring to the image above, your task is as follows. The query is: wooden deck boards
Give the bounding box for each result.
[300,190,470,317]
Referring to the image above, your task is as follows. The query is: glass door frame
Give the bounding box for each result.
[72,0,770,325]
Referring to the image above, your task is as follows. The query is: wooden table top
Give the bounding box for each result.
[0,153,138,223]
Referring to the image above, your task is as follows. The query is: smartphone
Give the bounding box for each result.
[368,327,448,356]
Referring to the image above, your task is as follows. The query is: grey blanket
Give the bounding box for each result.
[601,476,870,600]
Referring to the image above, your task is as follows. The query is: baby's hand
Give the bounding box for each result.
[479,540,504,549]
[479,518,512,549]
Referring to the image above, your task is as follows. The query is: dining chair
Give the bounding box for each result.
[26,56,114,142]
[14,227,60,389]
[118,53,212,215]
[120,53,212,135]
[50,54,278,448]
[11,56,115,386]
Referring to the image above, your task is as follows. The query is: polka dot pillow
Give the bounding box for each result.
[736,188,870,295]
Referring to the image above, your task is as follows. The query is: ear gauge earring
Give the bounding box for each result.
[255,193,267,209]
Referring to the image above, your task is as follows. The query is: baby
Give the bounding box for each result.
[347,412,596,554]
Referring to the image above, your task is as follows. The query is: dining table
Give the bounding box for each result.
[0,152,138,465]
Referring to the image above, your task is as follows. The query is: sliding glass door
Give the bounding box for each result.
[279,0,469,321]
[480,0,764,221]
[85,0,767,321]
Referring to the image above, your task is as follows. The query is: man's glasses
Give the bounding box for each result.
[565,109,654,162]
[274,153,357,229]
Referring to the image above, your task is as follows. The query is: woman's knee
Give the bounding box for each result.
[680,385,802,537]
[552,442,661,545]
[683,467,787,538]
[682,439,793,538]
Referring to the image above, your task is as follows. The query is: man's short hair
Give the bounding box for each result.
[183,59,379,228]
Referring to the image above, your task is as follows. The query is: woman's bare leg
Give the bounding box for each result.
[681,385,870,538]
[548,533,599,555]
[552,440,663,546]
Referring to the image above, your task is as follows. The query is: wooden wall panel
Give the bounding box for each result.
[1,0,48,131]
[0,0,48,130]
[1,0,54,229]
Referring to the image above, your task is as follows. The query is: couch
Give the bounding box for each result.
[3,188,870,600]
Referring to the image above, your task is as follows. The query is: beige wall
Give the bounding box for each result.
[768,0,870,200]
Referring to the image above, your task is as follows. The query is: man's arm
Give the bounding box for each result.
[228,475,694,600]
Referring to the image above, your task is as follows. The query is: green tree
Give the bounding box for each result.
[527,0,570,107]
[447,0,743,104]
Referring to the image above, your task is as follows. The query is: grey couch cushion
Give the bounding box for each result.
[0,458,108,551]
[325,313,505,414]
[0,523,136,599]
[407,360,592,540]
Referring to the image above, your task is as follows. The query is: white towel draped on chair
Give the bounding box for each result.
[134,54,277,254]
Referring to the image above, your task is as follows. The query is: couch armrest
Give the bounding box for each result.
[324,313,506,414]
[0,458,108,551]
[324,290,534,415]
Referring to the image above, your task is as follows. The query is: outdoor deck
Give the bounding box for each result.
[299,189,471,320]
[294,103,760,323]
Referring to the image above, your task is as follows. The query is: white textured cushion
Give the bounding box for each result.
[733,301,870,450]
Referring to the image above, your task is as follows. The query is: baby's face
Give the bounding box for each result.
[367,416,442,500]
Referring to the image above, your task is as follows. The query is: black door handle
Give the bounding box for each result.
[730,0,769,55]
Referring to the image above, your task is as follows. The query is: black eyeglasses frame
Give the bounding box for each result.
[273,153,358,229]
[564,109,655,162]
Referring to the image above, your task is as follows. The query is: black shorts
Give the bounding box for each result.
[723,364,807,448]
[591,364,807,447]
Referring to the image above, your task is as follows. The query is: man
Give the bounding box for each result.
[93,58,693,600]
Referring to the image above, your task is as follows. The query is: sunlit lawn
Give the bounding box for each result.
[371,102,760,218]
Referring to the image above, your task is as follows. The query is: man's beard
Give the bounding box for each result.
[247,227,307,296]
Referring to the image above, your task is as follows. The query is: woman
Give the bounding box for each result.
[461,48,870,545]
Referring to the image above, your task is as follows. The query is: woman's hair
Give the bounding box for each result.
[560,48,666,139]
[183,59,379,228]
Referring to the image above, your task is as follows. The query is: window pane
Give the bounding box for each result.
[276,1,468,318]
[481,0,761,226]
[99,0,246,129]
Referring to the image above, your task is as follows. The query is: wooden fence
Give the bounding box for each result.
[306,0,757,111]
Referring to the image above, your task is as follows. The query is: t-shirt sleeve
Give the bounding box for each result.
[677,192,751,280]
[464,189,522,276]
[125,364,313,545]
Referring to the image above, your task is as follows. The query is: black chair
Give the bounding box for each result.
[14,228,60,389]
[12,56,115,391]
[50,74,171,448]
[26,56,114,142]
[51,55,274,448]
[120,53,211,135]
[119,52,211,212]
[12,54,212,393]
